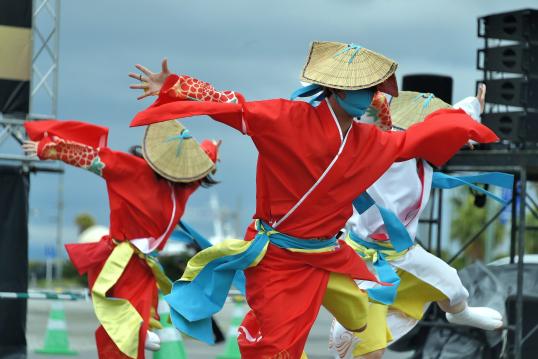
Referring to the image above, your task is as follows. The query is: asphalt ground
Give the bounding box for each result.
[26,299,411,359]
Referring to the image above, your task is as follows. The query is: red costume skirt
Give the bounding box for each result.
[238,241,375,358]
[65,237,159,359]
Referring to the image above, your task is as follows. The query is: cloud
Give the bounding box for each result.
[26,0,537,258]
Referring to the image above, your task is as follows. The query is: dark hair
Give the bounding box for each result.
[128,145,219,188]
[200,174,219,188]
[128,145,144,158]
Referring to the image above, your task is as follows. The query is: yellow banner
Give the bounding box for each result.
[0,26,31,81]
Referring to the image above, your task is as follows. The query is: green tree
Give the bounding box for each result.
[525,212,538,253]
[450,189,507,266]
[74,213,96,233]
[524,184,538,253]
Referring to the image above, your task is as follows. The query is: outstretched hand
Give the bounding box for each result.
[128,58,171,100]
[476,83,486,114]
[466,83,487,150]
[22,140,38,157]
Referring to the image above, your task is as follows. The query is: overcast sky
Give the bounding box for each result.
[23,0,536,259]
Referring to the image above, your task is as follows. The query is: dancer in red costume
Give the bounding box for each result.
[23,119,220,359]
[129,41,499,358]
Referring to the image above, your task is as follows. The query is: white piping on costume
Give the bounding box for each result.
[131,182,177,253]
[238,326,262,343]
[273,121,352,229]
[414,159,433,222]
[325,98,343,142]
[241,109,247,134]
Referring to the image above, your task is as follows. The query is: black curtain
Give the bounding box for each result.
[0,166,30,359]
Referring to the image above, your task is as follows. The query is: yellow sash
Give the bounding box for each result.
[92,241,172,358]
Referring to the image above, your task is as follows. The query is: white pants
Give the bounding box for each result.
[329,245,469,358]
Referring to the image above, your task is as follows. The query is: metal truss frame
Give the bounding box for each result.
[0,0,63,172]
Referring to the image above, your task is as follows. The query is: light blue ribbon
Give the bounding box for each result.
[431,172,514,204]
[290,83,323,100]
[290,83,327,105]
[164,129,192,157]
[171,221,247,294]
[414,93,435,109]
[348,231,401,305]
[334,43,363,64]
[165,221,336,344]
[353,192,414,253]
[269,224,337,250]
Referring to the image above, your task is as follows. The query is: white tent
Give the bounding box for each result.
[77,225,109,243]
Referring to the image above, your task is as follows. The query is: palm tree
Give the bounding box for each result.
[74,213,96,234]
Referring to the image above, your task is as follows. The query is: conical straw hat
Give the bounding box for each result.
[301,41,398,92]
[390,91,452,130]
[143,120,215,183]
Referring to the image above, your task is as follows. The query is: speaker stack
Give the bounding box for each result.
[402,74,453,104]
[478,9,538,145]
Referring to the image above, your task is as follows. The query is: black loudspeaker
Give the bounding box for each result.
[402,74,453,104]
[482,111,538,142]
[478,9,538,43]
[478,44,538,75]
[506,295,538,358]
[483,77,538,108]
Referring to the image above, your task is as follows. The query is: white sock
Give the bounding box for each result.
[446,306,503,330]
[328,319,360,359]
[144,330,161,351]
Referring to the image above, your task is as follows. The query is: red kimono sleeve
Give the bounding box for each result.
[26,120,144,178]
[25,120,108,147]
[35,135,107,176]
[382,108,498,166]
[130,74,295,137]
[131,74,244,130]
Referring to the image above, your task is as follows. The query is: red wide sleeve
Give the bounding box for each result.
[130,74,296,138]
[393,109,498,166]
[131,74,245,130]
[26,120,147,179]
[25,120,109,148]
[97,148,155,181]
[131,99,244,129]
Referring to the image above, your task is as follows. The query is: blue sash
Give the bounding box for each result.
[353,192,414,253]
[348,231,401,305]
[165,221,337,344]
[172,220,247,294]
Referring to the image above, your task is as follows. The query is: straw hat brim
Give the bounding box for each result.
[390,91,452,130]
[300,41,398,92]
[142,120,215,183]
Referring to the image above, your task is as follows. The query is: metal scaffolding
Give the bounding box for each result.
[0,0,63,167]
[414,150,538,359]
[0,0,65,279]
